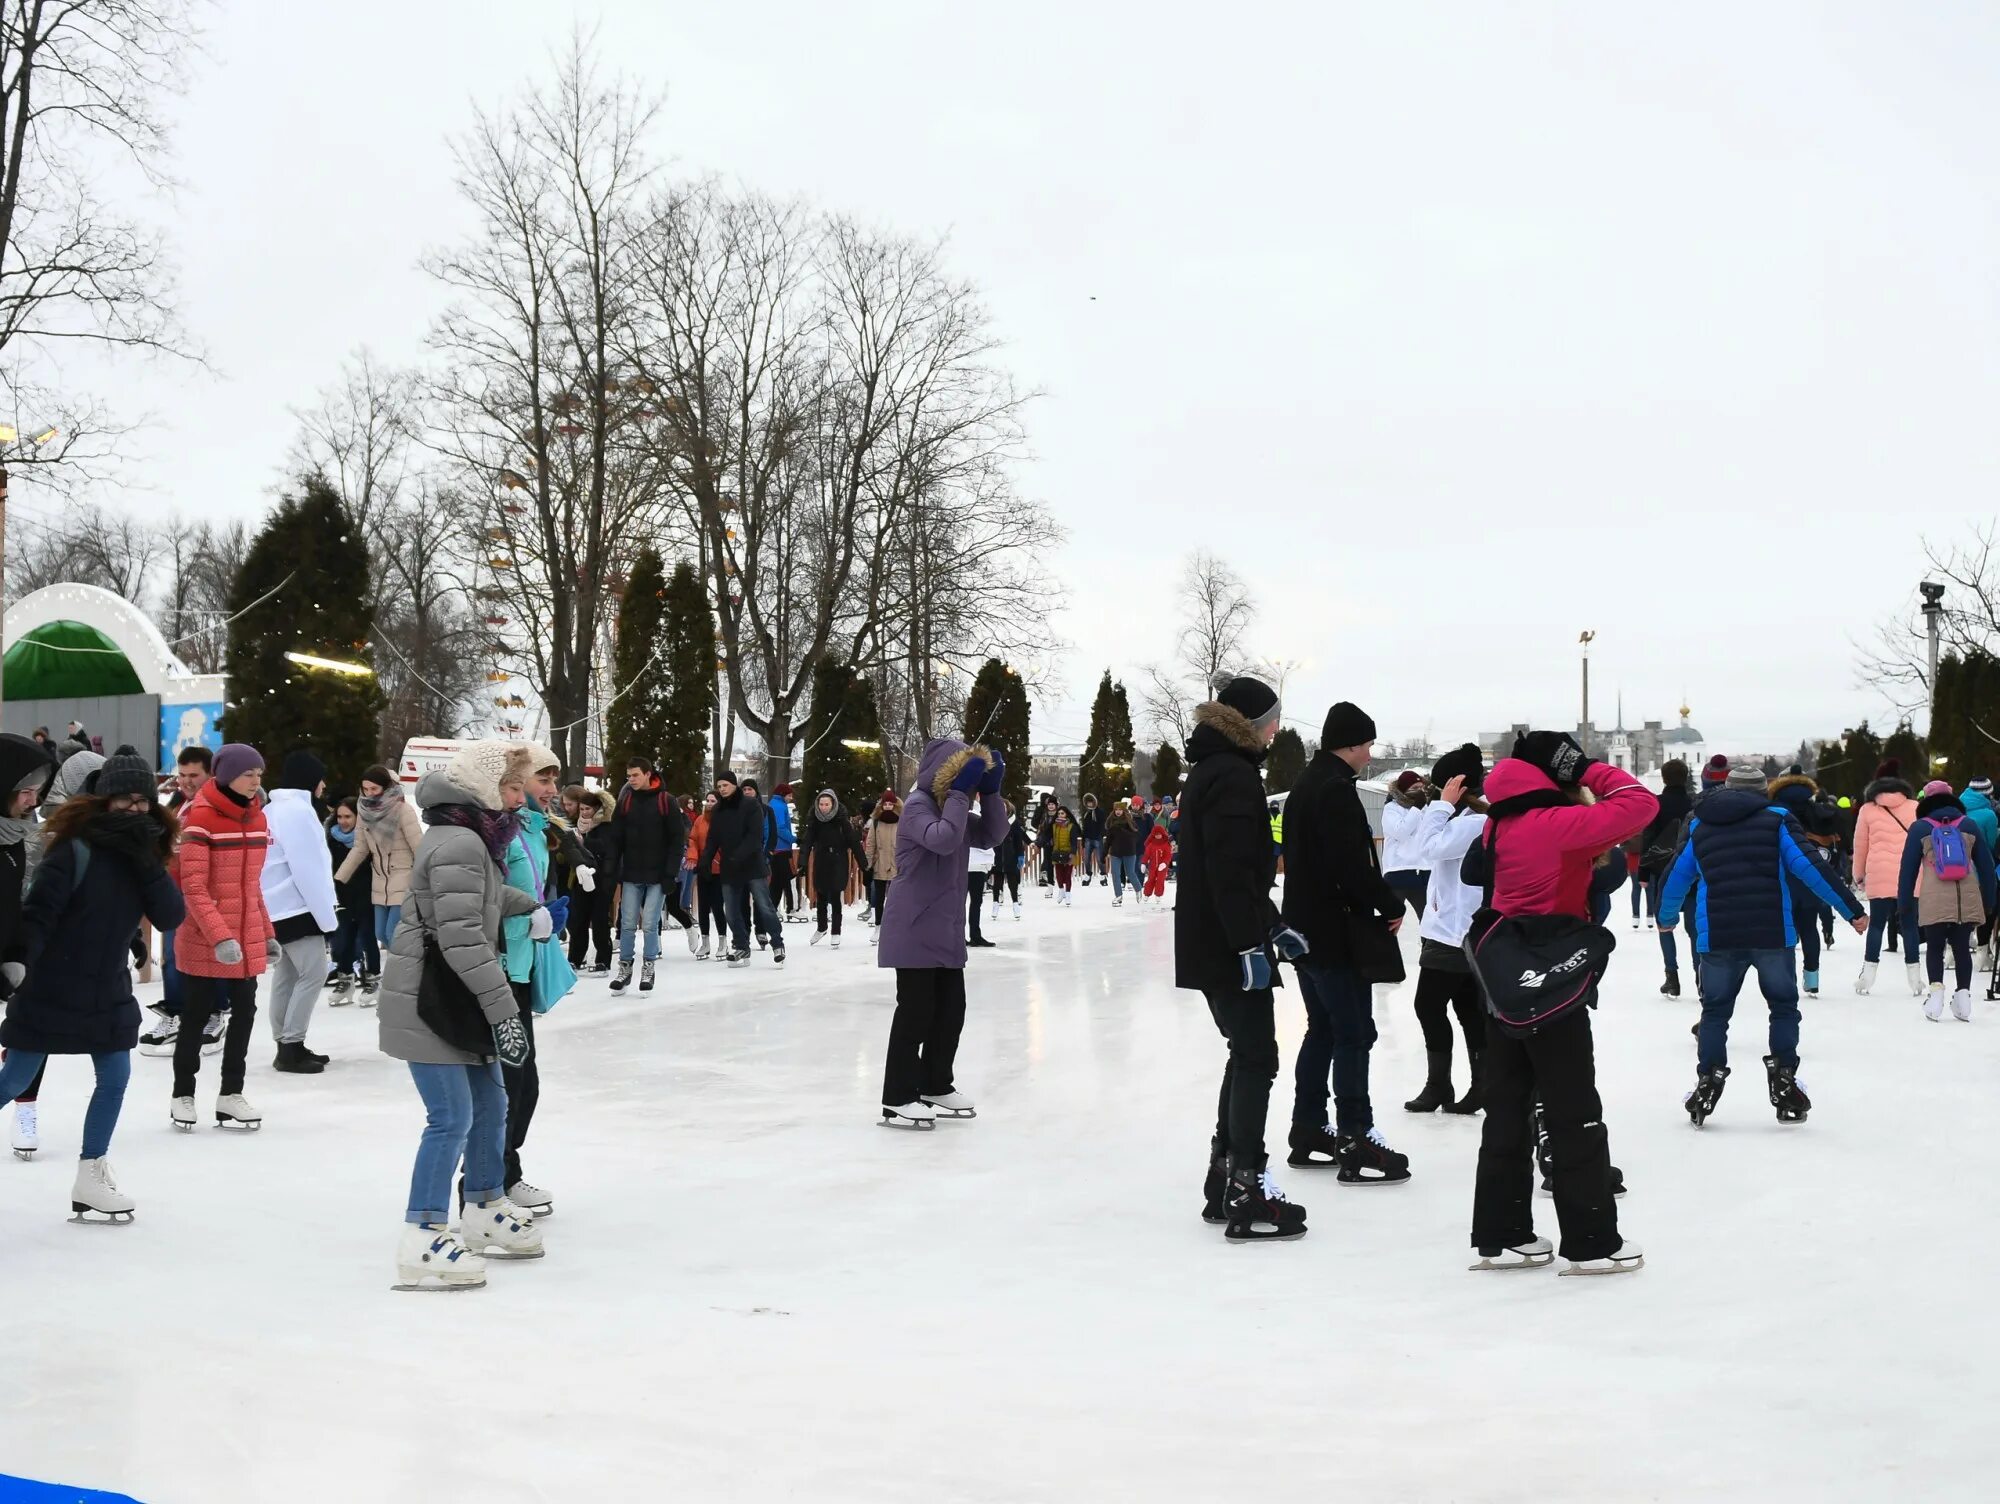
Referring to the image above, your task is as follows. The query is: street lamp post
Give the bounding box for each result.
[1578,630,1597,746]
[1920,580,1945,726]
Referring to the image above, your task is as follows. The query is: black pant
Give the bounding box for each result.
[697,873,725,938]
[770,851,795,913]
[967,870,988,940]
[816,892,844,936]
[991,864,1020,904]
[1796,895,1824,973]
[881,967,967,1106]
[502,980,538,1187]
[1472,1008,1619,1260]
[870,877,891,925]
[1924,921,1975,990]
[1413,965,1484,1056]
[567,882,612,968]
[173,975,258,1097]
[1203,986,1278,1162]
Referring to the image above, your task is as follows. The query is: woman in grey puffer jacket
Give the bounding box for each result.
[378,750,548,1291]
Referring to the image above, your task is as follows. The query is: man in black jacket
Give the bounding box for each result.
[702,774,785,967]
[608,758,687,994]
[1174,676,1310,1243]
[1279,702,1412,1185]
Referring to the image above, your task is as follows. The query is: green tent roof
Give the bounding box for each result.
[3,620,144,698]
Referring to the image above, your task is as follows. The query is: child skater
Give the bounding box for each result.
[1141,813,1174,910]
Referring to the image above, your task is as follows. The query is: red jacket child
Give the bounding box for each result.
[176,772,276,979]
[1142,821,1174,898]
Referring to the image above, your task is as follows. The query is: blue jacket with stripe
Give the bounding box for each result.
[1657,788,1862,952]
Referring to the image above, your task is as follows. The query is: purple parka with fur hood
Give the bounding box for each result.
[877,738,1010,970]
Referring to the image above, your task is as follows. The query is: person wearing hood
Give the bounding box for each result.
[1637,759,1696,997]
[172,744,278,1127]
[1852,759,1923,995]
[1177,677,1310,1243]
[862,790,902,934]
[1379,771,1433,916]
[0,732,57,1157]
[259,750,339,1073]
[0,752,184,1220]
[702,773,785,966]
[1767,770,1843,997]
[1958,775,2000,959]
[875,736,1009,1129]
[336,764,424,963]
[1402,743,1490,1117]
[1278,700,1411,1187]
[1898,779,1998,1022]
[802,789,865,947]
[1658,765,1866,1126]
[377,747,548,1289]
[568,790,617,973]
[1466,731,1655,1276]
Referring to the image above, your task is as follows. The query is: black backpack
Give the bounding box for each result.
[1640,814,1686,873]
[1461,815,1617,1039]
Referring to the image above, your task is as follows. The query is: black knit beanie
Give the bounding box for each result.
[278,750,327,792]
[1429,742,1485,792]
[1216,676,1279,725]
[1321,701,1377,749]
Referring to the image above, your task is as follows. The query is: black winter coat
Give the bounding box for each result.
[1174,704,1282,993]
[1638,784,1694,875]
[2,814,185,1054]
[802,807,864,899]
[1105,807,1139,859]
[703,790,772,883]
[574,821,617,895]
[1080,805,1106,842]
[1280,750,1401,964]
[609,781,687,885]
[328,826,372,917]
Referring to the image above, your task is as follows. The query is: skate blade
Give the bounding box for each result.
[171,1121,195,1132]
[215,1120,262,1131]
[201,1042,222,1056]
[69,1208,134,1225]
[1225,1227,1309,1243]
[1336,1173,1412,1188]
[12,1148,35,1160]
[515,1206,554,1219]
[390,1278,486,1293]
[1285,1155,1342,1170]
[328,998,355,1007]
[472,1246,546,1261]
[1468,1255,1553,1271]
[1558,1257,1645,1277]
[924,1107,976,1119]
[138,1043,175,1057]
[878,1117,936,1131]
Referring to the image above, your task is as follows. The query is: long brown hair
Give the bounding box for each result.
[44,793,179,862]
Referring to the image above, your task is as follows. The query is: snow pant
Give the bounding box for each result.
[618,881,665,963]
[173,975,258,1097]
[870,878,892,926]
[5,1052,47,1104]
[267,936,327,1046]
[1291,959,1375,1136]
[724,878,783,953]
[1924,921,1975,990]
[498,980,538,1188]
[0,1048,129,1159]
[376,904,403,947]
[881,966,967,1107]
[1204,985,1279,1163]
[330,909,379,978]
[566,881,613,969]
[967,871,988,941]
[1865,897,1920,963]
[1110,854,1140,899]
[1384,869,1429,917]
[697,873,725,939]
[1471,1008,1620,1261]
[1054,861,1073,891]
[407,1059,506,1225]
[1696,947,1800,1071]
[1413,964,1483,1057]
[1143,867,1168,899]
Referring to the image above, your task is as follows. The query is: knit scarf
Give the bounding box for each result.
[427,803,520,867]
[359,784,406,833]
[0,816,28,848]
[328,822,357,849]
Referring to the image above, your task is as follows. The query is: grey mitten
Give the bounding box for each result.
[213,938,244,967]
[494,1014,532,1069]
[266,936,281,964]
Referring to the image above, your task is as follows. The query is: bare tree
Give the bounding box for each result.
[1860,524,2000,718]
[155,515,244,673]
[423,34,668,771]
[1142,549,1256,743]
[7,500,160,601]
[0,0,203,488]
[288,350,420,535]
[372,479,487,754]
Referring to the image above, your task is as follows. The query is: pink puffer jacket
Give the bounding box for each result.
[1851,780,1916,899]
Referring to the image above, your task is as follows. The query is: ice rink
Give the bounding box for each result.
[5,886,1997,1503]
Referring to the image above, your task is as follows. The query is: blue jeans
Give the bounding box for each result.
[375,903,402,947]
[0,1048,130,1158]
[724,878,784,952]
[1082,837,1104,874]
[1696,947,1801,1071]
[1864,897,1920,963]
[618,882,666,962]
[1291,958,1377,1134]
[405,1060,507,1223]
[1110,854,1140,898]
[1651,876,1680,973]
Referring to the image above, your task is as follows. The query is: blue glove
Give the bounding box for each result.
[979,750,1005,796]
[1269,924,1309,962]
[494,1014,532,1069]
[1239,948,1272,990]
[545,896,571,934]
[950,755,985,796]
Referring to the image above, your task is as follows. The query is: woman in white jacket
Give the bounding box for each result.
[1402,748,1487,1115]
[1379,771,1433,917]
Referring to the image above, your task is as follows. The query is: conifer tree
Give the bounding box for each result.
[1266,728,1306,792]
[962,658,1030,808]
[656,561,717,795]
[802,659,887,808]
[1151,742,1183,799]
[606,546,670,777]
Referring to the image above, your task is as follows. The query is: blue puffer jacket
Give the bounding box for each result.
[1957,785,2000,858]
[1658,788,1861,952]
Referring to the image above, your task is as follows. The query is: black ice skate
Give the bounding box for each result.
[1222,1153,1307,1243]
[1685,1065,1730,1128]
[1333,1127,1412,1186]
[1201,1136,1228,1225]
[1764,1054,1810,1123]
[1284,1120,1343,1169]
[1659,971,1681,998]
[609,960,634,992]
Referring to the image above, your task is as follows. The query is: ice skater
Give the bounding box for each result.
[1140,813,1173,910]
[1897,779,1998,1022]
[0,731,56,1158]
[0,751,185,1222]
[875,738,1008,1129]
[1402,744,1490,1116]
[1853,759,1923,995]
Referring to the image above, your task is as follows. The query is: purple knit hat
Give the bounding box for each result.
[213,744,264,786]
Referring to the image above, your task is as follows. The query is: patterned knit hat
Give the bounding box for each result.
[447,740,516,809]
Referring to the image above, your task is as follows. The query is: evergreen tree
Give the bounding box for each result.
[221,474,384,778]
[1883,718,1927,783]
[801,659,887,808]
[1761,754,1783,780]
[606,546,670,778]
[1079,671,1119,809]
[962,658,1030,808]
[1267,728,1307,792]
[1107,678,1136,799]
[1818,721,1882,805]
[1152,741,1183,799]
[657,561,717,795]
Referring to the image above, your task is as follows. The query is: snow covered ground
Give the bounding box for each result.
[5,886,1998,1503]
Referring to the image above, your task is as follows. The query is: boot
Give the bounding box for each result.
[272,1041,324,1075]
[1952,988,1974,1022]
[1200,1136,1228,1225]
[1855,961,1877,995]
[1907,963,1926,997]
[609,959,634,991]
[1659,970,1681,998]
[1222,1152,1307,1242]
[1444,1049,1483,1114]
[1402,1049,1453,1113]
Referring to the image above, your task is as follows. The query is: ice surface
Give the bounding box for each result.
[4,893,1997,1502]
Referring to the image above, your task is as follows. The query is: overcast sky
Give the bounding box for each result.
[48,1,2000,763]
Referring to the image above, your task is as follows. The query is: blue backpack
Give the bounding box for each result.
[1930,815,1971,882]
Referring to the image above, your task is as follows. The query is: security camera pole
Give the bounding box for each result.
[1921,580,1945,721]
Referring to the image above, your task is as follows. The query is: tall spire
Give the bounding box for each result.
[1615,691,1626,734]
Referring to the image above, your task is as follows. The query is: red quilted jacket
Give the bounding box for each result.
[176,780,275,979]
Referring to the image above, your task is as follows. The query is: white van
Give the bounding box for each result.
[398,738,465,792]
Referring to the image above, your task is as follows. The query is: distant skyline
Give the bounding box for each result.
[28,1,1998,765]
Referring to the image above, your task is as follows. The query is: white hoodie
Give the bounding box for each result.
[1410,799,1488,949]
[260,788,339,932]
[1380,799,1432,874]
